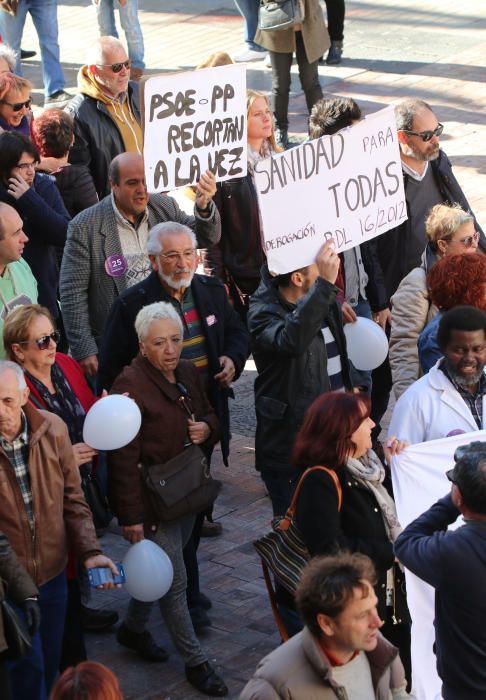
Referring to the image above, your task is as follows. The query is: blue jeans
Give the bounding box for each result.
[96,0,145,69]
[349,298,373,393]
[233,0,265,51]
[7,572,68,700]
[0,0,65,97]
[261,469,300,517]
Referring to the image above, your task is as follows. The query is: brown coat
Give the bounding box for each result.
[0,530,38,654]
[108,355,220,527]
[255,0,329,64]
[0,404,101,586]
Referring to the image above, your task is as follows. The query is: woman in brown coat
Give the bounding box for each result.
[0,530,40,700]
[108,302,227,698]
[255,0,328,147]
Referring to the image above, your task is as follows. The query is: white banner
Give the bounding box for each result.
[253,105,407,275]
[391,431,486,700]
[143,64,247,192]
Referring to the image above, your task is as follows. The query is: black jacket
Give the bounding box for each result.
[395,494,486,700]
[360,239,389,311]
[248,266,352,474]
[201,174,265,301]
[98,271,249,463]
[67,81,140,199]
[375,150,485,298]
[296,467,409,623]
[52,163,99,218]
[0,173,70,318]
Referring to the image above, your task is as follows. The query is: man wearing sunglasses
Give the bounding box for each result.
[395,440,486,700]
[67,36,142,199]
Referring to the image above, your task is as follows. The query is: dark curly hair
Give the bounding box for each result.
[427,253,486,311]
[31,108,74,158]
[309,97,361,139]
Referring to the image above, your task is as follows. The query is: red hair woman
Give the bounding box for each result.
[50,662,122,700]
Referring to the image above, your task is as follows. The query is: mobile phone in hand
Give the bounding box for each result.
[88,563,125,587]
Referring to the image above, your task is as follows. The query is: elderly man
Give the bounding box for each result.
[59,152,220,377]
[0,361,116,699]
[376,98,484,300]
[67,36,141,198]
[0,203,37,358]
[388,306,486,445]
[395,441,486,700]
[248,241,352,516]
[240,552,409,699]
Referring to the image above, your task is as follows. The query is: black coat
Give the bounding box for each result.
[296,466,409,624]
[375,150,485,298]
[52,163,98,218]
[248,266,352,475]
[67,81,140,199]
[98,271,250,463]
[0,173,70,318]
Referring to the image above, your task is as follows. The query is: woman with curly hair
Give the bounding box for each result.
[390,203,482,398]
[418,252,486,372]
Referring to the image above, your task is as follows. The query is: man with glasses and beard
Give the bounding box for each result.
[388,306,486,445]
[66,36,142,199]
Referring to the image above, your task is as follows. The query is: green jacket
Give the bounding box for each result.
[0,258,38,359]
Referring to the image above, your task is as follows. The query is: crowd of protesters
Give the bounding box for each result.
[0,2,484,699]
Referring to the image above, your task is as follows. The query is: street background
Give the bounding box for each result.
[17,1,486,697]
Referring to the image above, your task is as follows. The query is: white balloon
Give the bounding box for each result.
[343,317,389,371]
[82,395,141,450]
[123,540,174,602]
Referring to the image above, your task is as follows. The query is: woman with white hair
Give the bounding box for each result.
[107,302,228,697]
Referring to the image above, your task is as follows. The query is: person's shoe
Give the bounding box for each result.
[116,623,169,662]
[130,67,144,82]
[201,520,223,538]
[44,90,73,109]
[186,662,228,697]
[81,605,119,632]
[326,41,343,65]
[275,128,289,150]
[20,49,36,60]
[197,592,212,611]
[190,606,212,633]
[233,47,268,63]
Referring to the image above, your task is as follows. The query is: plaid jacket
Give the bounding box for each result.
[59,193,221,361]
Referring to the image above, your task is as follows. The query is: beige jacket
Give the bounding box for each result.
[0,404,101,586]
[240,627,410,700]
[389,265,438,400]
[255,0,329,64]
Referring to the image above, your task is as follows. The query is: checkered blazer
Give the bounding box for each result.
[59,193,221,361]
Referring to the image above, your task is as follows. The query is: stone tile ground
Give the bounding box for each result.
[15,1,486,696]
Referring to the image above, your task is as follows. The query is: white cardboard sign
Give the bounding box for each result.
[253,106,407,275]
[143,64,247,192]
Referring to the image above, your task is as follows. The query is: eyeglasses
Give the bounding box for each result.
[402,123,444,142]
[160,250,196,263]
[19,331,60,350]
[96,60,131,74]
[440,230,479,249]
[16,160,37,172]
[0,98,32,112]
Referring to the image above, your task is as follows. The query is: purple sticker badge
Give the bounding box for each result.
[105,254,128,278]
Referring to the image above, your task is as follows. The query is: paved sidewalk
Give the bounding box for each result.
[15,1,486,697]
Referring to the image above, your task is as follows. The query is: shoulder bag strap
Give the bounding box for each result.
[285,466,342,522]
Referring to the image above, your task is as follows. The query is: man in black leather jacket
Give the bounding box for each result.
[248,241,352,515]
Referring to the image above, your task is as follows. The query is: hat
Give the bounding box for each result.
[447,441,486,514]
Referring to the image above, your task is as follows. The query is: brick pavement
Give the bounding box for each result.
[14,1,486,697]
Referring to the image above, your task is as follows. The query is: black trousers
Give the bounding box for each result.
[184,511,205,608]
[270,30,323,131]
[324,0,345,41]
[0,658,12,700]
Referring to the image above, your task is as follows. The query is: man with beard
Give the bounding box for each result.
[388,306,486,445]
[375,99,484,300]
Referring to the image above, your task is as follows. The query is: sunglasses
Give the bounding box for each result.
[19,330,60,350]
[402,123,444,142]
[440,230,479,249]
[96,60,131,74]
[0,98,32,112]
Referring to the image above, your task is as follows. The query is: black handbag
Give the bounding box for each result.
[142,444,221,522]
[1,599,32,660]
[259,0,298,31]
[80,465,112,530]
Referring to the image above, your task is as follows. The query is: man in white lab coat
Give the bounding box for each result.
[388,306,486,445]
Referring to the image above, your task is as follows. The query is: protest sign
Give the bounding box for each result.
[253,105,407,275]
[143,64,247,192]
[391,431,486,700]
